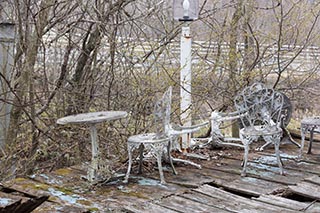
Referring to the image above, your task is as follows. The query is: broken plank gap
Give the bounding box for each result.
[208,181,258,198]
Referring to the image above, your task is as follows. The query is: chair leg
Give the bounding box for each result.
[264,134,284,175]
[168,138,177,175]
[124,143,134,183]
[240,134,256,177]
[274,135,284,175]
[153,142,166,184]
[156,153,166,184]
[138,144,144,174]
[256,141,272,151]
[307,128,315,154]
[241,142,249,177]
[300,127,307,158]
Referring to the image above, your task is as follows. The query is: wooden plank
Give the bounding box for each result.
[204,155,301,177]
[31,167,87,188]
[304,175,320,185]
[0,191,26,208]
[246,162,304,185]
[252,195,309,211]
[279,159,320,176]
[202,163,241,176]
[205,156,304,185]
[5,177,139,211]
[0,190,48,213]
[123,202,179,213]
[219,176,285,196]
[289,181,320,200]
[182,166,238,181]
[175,150,305,185]
[306,202,320,213]
[33,203,92,213]
[146,162,241,188]
[244,153,320,177]
[113,176,188,200]
[146,166,215,188]
[169,166,238,186]
[193,184,297,212]
[285,160,320,176]
[181,191,258,212]
[300,154,320,165]
[158,194,230,213]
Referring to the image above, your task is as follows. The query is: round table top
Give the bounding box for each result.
[57,111,128,125]
[301,117,320,126]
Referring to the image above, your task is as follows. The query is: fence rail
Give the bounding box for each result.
[38,34,320,72]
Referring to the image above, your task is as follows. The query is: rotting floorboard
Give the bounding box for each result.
[2,138,320,212]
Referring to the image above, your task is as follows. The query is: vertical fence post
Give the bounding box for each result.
[0,22,15,147]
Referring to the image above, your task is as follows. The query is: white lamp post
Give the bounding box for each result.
[173,0,199,151]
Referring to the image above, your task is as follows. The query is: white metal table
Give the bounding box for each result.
[300,117,320,157]
[57,111,128,181]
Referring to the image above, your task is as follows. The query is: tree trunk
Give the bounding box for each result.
[229,0,244,138]
[7,0,54,155]
[66,24,102,115]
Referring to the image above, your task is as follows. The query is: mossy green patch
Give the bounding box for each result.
[125,191,149,199]
[77,199,92,206]
[88,207,99,212]
[13,177,27,182]
[54,168,72,175]
[96,188,114,195]
[33,183,50,191]
[55,186,74,195]
[17,182,50,192]
[48,196,59,202]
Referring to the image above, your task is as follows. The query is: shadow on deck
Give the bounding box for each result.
[3,137,320,212]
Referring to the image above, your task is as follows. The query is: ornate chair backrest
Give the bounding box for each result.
[234,83,284,131]
[153,87,172,138]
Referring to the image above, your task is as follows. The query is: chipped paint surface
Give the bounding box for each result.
[0,198,12,206]
[248,162,281,173]
[255,155,278,164]
[47,187,102,209]
[138,177,167,187]
[40,174,63,185]
[48,187,81,204]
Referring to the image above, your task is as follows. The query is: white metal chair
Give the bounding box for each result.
[124,87,208,184]
[234,83,284,176]
[124,87,176,184]
[165,89,209,169]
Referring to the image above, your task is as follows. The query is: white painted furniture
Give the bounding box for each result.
[124,87,175,184]
[300,117,320,157]
[124,87,208,184]
[194,83,286,177]
[235,83,284,176]
[57,111,128,182]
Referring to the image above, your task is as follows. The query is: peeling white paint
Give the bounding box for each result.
[0,198,12,206]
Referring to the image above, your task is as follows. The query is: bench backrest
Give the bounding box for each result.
[153,86,172,138]
[234,83,284,131]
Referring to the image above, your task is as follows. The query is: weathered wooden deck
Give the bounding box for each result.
[3,137,320,212]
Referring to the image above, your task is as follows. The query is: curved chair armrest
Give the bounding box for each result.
[168,121,209,136]
[278,114,287,128]
[218,110,240,117]
[210,111,248,122]
[171,121,209,131]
